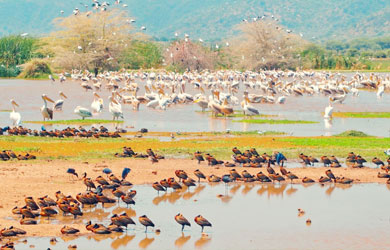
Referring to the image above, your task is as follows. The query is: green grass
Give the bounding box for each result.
[334,130,372,137]
[233,119,318,124]
[25,119,124,125]
[333,112,390,118]
[0,109,11,112]
[196,110,277,118]
[211,130,287,136]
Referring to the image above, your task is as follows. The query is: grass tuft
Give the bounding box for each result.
[334,130,372,137]
[233,119,317,124]
[332,112,390,118]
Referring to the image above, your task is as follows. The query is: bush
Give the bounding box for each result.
[19,59,52,78]
[0,65,21,77]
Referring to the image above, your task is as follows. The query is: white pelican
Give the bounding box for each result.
[53,91,67,111]
[41,94,54,121]
[377,84,385,98]
[91,92,104,113]
[108,96,123,120]
[10,99,21,127]
[241,97,259,116]
[324,104,333,119]
[74,106,92,120]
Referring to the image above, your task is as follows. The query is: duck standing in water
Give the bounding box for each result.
[194,215,212,232]
[139,215,155,232]
[175,213,191,231]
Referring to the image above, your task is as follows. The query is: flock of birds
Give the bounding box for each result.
[7,70,390,129]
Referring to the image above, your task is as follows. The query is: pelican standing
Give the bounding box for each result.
[41,94,54,121]
[241,97,259,117]
[323,103,333,119]
[54,91,67,111]
[74,106,92,120]
[91,92,104,113]
[10,99,21,126]
[108,96,124,120]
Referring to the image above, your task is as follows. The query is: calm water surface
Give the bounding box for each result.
[10,183,390,250]
[1,79,390,136]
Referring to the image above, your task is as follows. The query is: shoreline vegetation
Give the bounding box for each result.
[0,130,385,161]
[24,119,124,125]
[1,9,390,79]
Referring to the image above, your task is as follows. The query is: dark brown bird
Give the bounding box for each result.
[183,178,196,189]
[194,151,204,164]
[194,169,206,183]
[330,162,341,168]
[160,179,170,189]
[109,174,121,184]
[61,226,79,234]
[378,172,390,178]
[321,156,331,167]
[280,164,288,176]
[232,147,242,155]
[96,176,110,185]
[25,197,39,210]
[153,182,166,194]
[257,172,272,182]
[175,213,191,231]
[96,193,116,208]
[229,169,241,180]
[175,170,188,182]
[40,206,58,219]
[319,176,331,183]
[111,213,136,229]
[266,161,275,175]
[372,157,385,168]
[82,173,96,191]
[112,188,125,202]
[325,169,336,181]
[69,204,83,219]
[286,171,298,183]
[194,215,212,232]
[139,215,155,232]
[302,177,315,183]
[208,175,221,182]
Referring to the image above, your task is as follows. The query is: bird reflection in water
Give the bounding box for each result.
[241,183,255,195]
[175,232,191,248]
[195,234,211,248]
[112,207,136,218]
[325,184,336,197]
[111,234,136,249]
[285,186,298,196]
[229,184,241,195]
[138,235,155,249]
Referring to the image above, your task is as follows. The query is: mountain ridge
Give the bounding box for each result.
[0,0,389,42]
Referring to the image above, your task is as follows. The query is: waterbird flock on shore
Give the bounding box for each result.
[6,70,390,127]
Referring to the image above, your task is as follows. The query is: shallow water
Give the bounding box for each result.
[1,79,390,136]
[9,183,390,250]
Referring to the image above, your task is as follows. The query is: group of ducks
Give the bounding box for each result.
[1,125,123,138]
[114,147,165,163]
[0,150,36,161]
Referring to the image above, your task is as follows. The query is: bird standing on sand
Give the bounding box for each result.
[122,168,131,180]
[67,168,78,180]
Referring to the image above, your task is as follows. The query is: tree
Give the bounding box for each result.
[45,9,135,71]
[227,20,306,70]
[163,39,216,71]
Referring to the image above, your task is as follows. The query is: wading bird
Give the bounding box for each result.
[9,99,21,127]
[41,94,54,121]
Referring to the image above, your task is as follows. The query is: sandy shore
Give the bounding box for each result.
[0,158,387,238]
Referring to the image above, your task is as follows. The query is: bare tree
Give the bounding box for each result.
[164,39,216,71]
[44,9,135,71]
[228,20,306,70]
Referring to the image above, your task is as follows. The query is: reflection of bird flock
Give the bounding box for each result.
[7,70,390,127]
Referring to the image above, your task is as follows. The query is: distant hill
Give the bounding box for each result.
[1,0,390,42]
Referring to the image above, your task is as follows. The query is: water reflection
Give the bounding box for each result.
[174,233,191,248]
[138,235,155,249]
[12,183,390,249]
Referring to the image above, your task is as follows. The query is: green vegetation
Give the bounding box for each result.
[334,130,371,137]
[19,59,51,78]
[120,40,163,69]
[234,119,317,124]
[25,119,124,125]
[196,110,277,118]
[211,131,287,136]
[333,112,390,118]
[0,35,37,77]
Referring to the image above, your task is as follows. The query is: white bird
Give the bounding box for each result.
[53,91,67,111]
[377,85,385,98]
[140,26,146,31]
[277,96,286,104]
[10,99,21,127]
[91,92,104,113]
[74,106,92,120]
[323,104,333,119]
[241,98,259,116]
[41,94,54,121]
[108,95,123,120]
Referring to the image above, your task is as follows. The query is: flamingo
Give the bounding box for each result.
[10,99,21,127]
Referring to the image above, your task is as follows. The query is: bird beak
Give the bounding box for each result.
[11,100,19,107]
[94,93,101,98]
[200,86,205,93]
[60,92,68,99]
[194,99,200,103]
[45,96,54,103]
